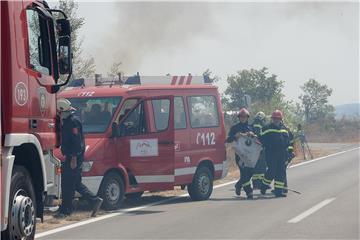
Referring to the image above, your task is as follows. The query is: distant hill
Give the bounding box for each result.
[335,103,360,118]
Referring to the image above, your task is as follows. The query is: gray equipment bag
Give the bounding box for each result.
[232,136,263,168]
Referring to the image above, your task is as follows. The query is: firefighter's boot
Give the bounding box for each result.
[91,197,103,217]
[274,189,287,198]
[235,181,241,196]
[260,184,270,195]
[246,191,254,199]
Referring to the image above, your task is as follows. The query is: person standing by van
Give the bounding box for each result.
[226,108,255,199]
[56,98,103,217]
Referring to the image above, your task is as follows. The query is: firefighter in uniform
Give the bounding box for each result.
[226,108,255,199]
[251,111,267,189]
[57,98,103,217]
[259,110,290,197]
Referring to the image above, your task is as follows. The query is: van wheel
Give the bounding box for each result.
[2,166,36,240]
[187,166,213,201]
[100,172,125,210]
[125,191,144,200]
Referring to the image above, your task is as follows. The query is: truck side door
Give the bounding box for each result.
[25,6,57,150]
[116,96,175,191]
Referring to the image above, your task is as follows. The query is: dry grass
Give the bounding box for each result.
[305,122,360,143]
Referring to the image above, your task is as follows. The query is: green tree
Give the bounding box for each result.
[299,79,334,123]
[58,0,95,78]
[222,67,304,130]
[224,67,284,110]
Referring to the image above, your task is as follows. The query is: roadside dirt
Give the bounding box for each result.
[36,142,359,233]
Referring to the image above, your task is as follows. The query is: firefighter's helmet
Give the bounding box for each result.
[255,111,266,121]
[238,108,250,117]
[271,110,283,120]
[57,98,75,112]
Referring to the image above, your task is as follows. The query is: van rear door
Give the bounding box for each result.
[116,96,175,191]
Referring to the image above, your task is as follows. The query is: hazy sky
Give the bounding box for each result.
[73,1,359,105]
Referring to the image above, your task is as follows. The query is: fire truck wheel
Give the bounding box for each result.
[125,192,144,199]
[187,166,213,201]
[2,166,36,240]
[100,172,125,210]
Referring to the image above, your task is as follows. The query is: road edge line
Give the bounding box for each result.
[289,146,359,169]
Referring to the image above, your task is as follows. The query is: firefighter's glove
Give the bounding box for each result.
[285,152,295,166]
[247,131,256,137]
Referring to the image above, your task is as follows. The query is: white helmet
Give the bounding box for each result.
[57,98,75,112]
[255,111,266,120]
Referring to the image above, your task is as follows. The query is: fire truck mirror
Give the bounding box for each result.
[58,36,72,74]
[56,18,71,37]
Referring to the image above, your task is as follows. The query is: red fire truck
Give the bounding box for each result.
[57,75,228,210]
[1,1,72,239]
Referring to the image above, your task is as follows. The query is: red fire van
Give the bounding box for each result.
[56,75,228,210]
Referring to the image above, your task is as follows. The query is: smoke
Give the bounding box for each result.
[94,2,216,74]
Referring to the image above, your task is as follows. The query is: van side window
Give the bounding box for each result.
[174,97,186,129]
[152,99,170,131]
[188,96,219,128]
[119,102,147,136]
[26,9,51,75]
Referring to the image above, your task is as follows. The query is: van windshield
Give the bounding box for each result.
[68,97,122,134]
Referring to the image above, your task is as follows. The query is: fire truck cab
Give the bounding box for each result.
[1,1,72,239]
[57,75,228,210]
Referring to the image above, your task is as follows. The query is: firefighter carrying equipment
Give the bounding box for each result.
[227,120,255,198]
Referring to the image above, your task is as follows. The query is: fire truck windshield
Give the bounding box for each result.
[68,97,122,133]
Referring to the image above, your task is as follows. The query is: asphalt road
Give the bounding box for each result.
[37,147,359,239]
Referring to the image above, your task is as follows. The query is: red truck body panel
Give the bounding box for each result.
[1,1,68,235]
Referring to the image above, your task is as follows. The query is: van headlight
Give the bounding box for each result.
[82,161,94,172]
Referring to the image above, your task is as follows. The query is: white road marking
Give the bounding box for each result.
[35,146,359,239]
[288,198,336,223]
[289,147,359,169]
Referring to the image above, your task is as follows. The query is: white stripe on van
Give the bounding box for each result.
[82,164,225,188]
[175,167,197,176]
[135,175,174,183]
[214,164,223,171]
